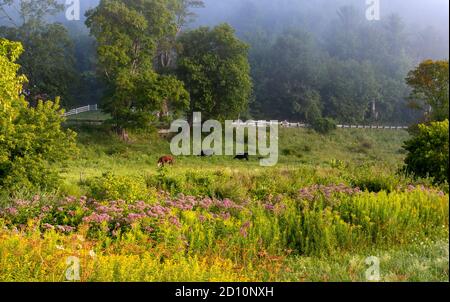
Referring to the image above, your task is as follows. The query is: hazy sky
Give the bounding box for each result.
[1,0,448,55]
[193,0,449,31]
[1,1,448,34]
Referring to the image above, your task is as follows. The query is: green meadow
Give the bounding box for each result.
[1,125,448,282]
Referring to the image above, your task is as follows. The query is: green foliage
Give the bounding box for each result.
[245,5,432,124]
[85,0,190,129]
[349,172,399,193]
[177,23,253,120]
[310,117,337,134]
[406,60,449,122]
[0,0,78,107]
[86,172,156,203]
[252,30,325,122]
[403,120,449,184]
[0,38,78,191]
[0,0,63,25]
[323,59,380,123]
[0,38,26,114]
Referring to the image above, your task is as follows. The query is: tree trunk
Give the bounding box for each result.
[114,125,130,143]
[121,128,130,143]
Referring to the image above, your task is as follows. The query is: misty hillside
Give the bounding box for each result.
[0,0,448,124]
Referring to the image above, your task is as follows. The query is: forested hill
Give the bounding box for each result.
[189,0,449,124]
[0,0,449,125]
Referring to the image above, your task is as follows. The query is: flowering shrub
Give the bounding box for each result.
[0,184,447,258]
[298,183,361,202]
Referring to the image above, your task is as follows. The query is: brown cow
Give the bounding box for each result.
[158,155,175,167]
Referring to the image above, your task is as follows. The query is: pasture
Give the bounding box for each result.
[0,126,448,282]
[57,125,410,194]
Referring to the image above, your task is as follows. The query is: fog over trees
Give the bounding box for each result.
[1,0,448,125]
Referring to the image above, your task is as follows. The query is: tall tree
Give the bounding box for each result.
[0,38,77,191]
[0,37,25,126]
[0,0,78,107]
[253,29,325,121]
[156,0,204,70]
[326,5,362,60]
[0,0,63,26]
[86,0,189,131]
[406,60,449,122]
[322,59,380,123]
[171,0,204,33]
[323,9,415,123]
[176,23,253,121]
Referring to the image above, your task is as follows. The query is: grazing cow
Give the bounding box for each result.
[199,149,214,157]
[234,153,249,161]
[158,155,175,167]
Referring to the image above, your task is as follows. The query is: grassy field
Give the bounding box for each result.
[65,111,112,122]
[57,125,411,195]
[0,125,448,282]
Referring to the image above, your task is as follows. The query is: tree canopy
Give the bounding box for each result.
[177,23,252,121]
[0,0,78,107]
[406,60,449,122]
[2,0,449,128]
[85,0,190,130]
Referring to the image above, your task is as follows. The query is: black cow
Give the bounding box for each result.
[199,150,214,157]
[234,153,249,161]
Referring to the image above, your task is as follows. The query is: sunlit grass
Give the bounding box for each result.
[56,126,411,196]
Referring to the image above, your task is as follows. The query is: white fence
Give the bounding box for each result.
[63,104,98,117]
[336,124,408,130]
[231,120,408,130]
[63,107,408,130]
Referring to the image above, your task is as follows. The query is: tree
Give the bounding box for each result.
[0,38,77,191]
[0,38,25,135]
[1,23,78,107]
[177,23,253,121]
[0,0,78,107]
[252,29,325,122]
[86,0,189,132]
[0,0,63,26]
[403,120,449,184]
[322,59,380,124]
[326,5,362,60]
[156,0,204,70]
[406,60,449,122]
[325,10,414,124]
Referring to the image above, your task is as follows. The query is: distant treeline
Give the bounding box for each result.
[1,0,449,125]
[195,0,449,124]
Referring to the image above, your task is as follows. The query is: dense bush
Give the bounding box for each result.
[403,120,449,184]
[311,117,337,134]
[86,173,157,203]
[0,39,78,192]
